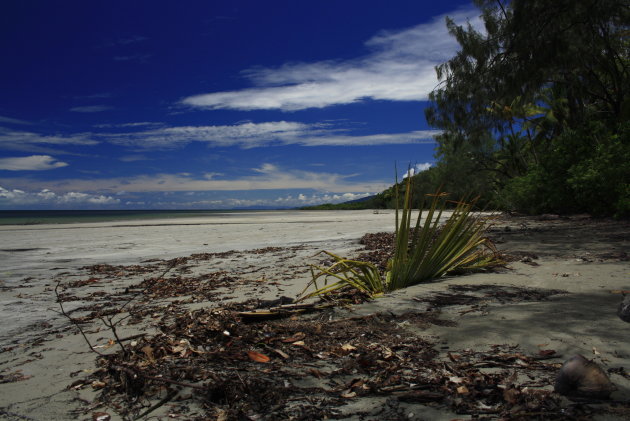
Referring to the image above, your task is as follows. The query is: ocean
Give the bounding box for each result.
[0,209,251,225]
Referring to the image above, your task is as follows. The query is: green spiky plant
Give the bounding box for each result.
[297,173,501,301]
[387,176,499,290]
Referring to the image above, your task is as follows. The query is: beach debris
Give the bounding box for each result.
[257,295,294,308]
[91,412,111,421]
[0,369,32,384]
[247,351,270,363]
[554,354,616,399]
[53,238,628,420]
[618,293,630,322]
[81,303,604,420]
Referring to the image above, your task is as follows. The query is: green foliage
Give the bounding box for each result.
[300,200,375,210]
[387,177,500,290]
[423,0,629,217]
[297,251,386,300]
[298,178,501,301]
[301,1,629,217]
[499,123,630,216]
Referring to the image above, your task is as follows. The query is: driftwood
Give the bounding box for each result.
[237,302,332,320]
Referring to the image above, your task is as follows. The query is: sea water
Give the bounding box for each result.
[0,209,242,225]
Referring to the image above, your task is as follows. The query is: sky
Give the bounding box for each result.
[0,0,479,209]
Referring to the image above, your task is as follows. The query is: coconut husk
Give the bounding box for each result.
[554,354,616,399]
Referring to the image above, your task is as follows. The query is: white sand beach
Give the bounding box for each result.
[1,211,629,420]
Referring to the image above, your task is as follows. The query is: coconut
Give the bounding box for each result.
[554,354,616,399]
[618,294,630,322]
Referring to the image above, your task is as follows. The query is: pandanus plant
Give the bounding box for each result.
[298,175,501,301]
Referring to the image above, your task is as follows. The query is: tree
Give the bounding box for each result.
[425,0,630,216]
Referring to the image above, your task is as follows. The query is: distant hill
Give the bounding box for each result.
[299,193,387,210]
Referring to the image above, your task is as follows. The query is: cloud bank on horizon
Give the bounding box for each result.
[0,2,479,209]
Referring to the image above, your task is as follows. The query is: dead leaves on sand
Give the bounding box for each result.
[83,307,603,420]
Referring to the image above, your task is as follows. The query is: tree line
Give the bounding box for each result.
[307,0,629,216]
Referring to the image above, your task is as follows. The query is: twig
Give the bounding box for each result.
[118,259,178,314]
[55,281,104,356]
[119,333,146,342]
[100,316,128,357]
[134,389,178,420]
[112,365,208,391]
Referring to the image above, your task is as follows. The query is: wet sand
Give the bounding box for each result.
[1,211,629,420]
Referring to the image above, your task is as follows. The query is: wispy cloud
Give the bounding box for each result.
[119,154,149,162]
[0,121,437,153]
[94,122,163,129]
[0,164,389,194]
[102,121,439,149]
[0,115,31,125]
[0,127,98,153]
[0,186,119,206]
[113,53,152,62]
[181,8,480,111]
[70,105,114,113]
[0,155,68,171]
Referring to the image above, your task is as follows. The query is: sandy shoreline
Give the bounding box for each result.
[1,211,629,420]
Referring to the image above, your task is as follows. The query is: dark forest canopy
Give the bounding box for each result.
[309,0,629,216]
[425,0,630,216]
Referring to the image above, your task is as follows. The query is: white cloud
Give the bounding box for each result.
[181,8,481,111]
[403,162,434,178]
[0,164,389,194]
[287,192,373,206]
[102,121,439,149]
[0,186,120,206]
[131,191,375,210]
[0,127,98,147]
[0,155,68,171]
[70,105,113,113]
[0,121,438,152]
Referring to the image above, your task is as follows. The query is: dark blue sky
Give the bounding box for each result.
[0,0,477,209]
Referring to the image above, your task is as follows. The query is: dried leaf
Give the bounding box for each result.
[282,332,306,343]
[340,389,356,398]
[538,349,556,357]
[456,385,469,395]
[341,343,357,351]
[142,345,156,363]
[381,347,394,360]
[91,380,106,390]
[92,412,111,421]
[503,387,520,404]
[247,351,270,363]
[215,408,228,421]
[272,348,289,359]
